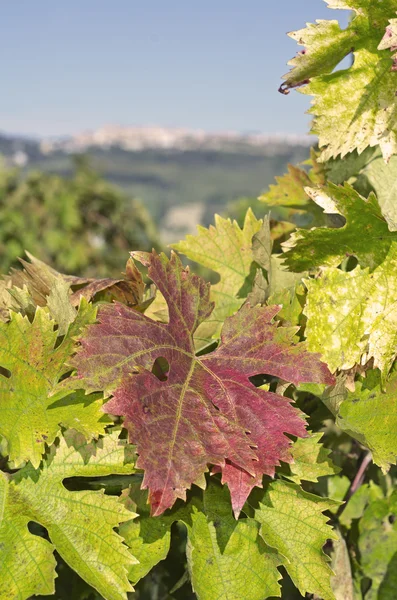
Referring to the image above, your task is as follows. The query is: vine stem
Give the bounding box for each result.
[337,451,372,517]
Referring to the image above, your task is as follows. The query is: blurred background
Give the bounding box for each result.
[0,1,349,276]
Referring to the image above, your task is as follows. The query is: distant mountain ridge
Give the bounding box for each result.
[39,125,312,155]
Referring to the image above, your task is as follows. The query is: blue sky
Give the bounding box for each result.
[1,1,349,137]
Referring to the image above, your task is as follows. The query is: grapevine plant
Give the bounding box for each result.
[2,2,397,599]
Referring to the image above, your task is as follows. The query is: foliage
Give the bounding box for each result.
[280,0,397,162]
[2,2,397,599]
[27,146,310,227]
[0,158,160,277]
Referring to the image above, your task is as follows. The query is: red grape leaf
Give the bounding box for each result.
[72,251,333,516]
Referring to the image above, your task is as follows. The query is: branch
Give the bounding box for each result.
[337,451,372,518]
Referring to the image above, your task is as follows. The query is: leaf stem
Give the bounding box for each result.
[337,451,372,518]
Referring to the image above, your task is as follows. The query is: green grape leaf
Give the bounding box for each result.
[283,183,394,272]
[358,491,397,600]
[246,218,305,317]
[303,370,397,470]
[46,277,77,335]
[0,470,56,599]
[7,252,66,306]
[250,221,306,305]
[0,278,18,322]
[255,480,339,600]
[304,245,397,380]
[121,481,282,599]
[171,209,262,349]
[5,252,76,329]
[0,301,108,467]
[259,155,327,226]
[119,483,189,586]
[281,0,397,162]
[260,164,314,208]
[338,370,397,471]
[327,147,397,232]
[71,251,333,516]
[340,482,384,528]
[0,431,137,600]
[268,282,306,329]
[186,482,282,600]
[287,432,340,483]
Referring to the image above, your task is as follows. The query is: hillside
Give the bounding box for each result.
[0,127,312,242]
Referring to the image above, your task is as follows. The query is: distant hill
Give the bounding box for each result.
[39,125,312,155]
[0,126,313,243]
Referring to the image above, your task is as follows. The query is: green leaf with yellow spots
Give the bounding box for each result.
[121,480,283,600]
[281,0,397,162]
[0,301,110,468]
[0,431,137,600]
[255,480,339,600]
[304,244,397,380]
[338,370,397,471]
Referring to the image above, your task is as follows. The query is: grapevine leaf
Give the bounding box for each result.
[68,257,146,307]
[338,370,397,471]
[255,480,339,600]
[260,164,315,207]
[286,432,340,483]
[142,285,169,323]
[250,222,305,304]
[0,301,106,467]
[281,0,397,161]
[283,183,394,272]
[339,482,384,529]
[119,484,182,586]
[46,277,77,335]
[303,370,397,470]
[5,253,76,330]
[7,252,64,306]
[304,245,397,379]
[8,252,146,311]
[268,283,306,329]
[0,278,18,322]
[72,251,333,516]
[171,209,262,349]
[327,147,397,231]
[0,432,137,600]
[358,491,397,600]
[186,482,282,600]
[0,471,57,599]
[121,481,283,599]
[259,155,327,226]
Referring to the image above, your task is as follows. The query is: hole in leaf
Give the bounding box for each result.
[54,334,64,349]
[63,473,142,494]
[331,51,354,74]
[344,255,358,272]
[27,521,49,539]
[0,366,11,379]
[196,340,218,356]
[52,552,99,600]
[248,374,273,388]
[151,357,170,381]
